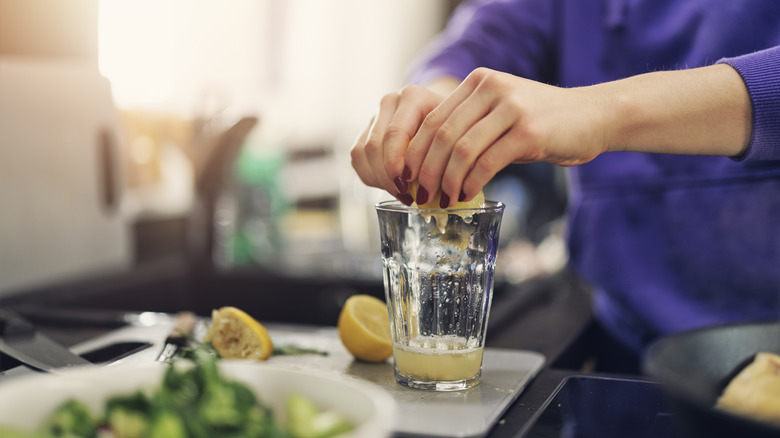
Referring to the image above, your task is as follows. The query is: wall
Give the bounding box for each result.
[0,0,99,60]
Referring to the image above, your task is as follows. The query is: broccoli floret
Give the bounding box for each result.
[149,410,187,438]
[286,395,352,438]
[106,408,149,438]
[46,399,97,438]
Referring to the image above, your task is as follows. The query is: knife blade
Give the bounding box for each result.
[155,311,198,362]
[0,308,94,372]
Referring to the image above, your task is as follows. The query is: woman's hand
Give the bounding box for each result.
[351,64,750,208]
[404,68,608,207]
[350,84,451,205]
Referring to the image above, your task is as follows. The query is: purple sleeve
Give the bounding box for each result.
[720,46,780,162]
[406,0,556,85]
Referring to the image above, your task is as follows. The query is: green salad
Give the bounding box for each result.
[0,348,353,438]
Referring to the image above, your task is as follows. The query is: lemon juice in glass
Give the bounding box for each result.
[376,196,504,391]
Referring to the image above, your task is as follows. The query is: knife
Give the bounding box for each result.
[0,308,94,372]
[155,311,198,362]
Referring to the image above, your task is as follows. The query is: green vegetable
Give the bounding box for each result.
[46,399,96,438]
[0,344,353,438]
[0,427,53,438]
[148,411,187,438]
[106,405,149,438]
[286,395,353,438]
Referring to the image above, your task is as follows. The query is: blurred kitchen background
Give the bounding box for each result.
[0,0,581,348]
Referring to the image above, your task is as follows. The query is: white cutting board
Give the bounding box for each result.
[267,327,545,438]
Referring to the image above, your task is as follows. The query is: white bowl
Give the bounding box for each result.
[0,360,396,437]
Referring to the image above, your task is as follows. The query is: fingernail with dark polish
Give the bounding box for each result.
[439,193,450,209]
[458,191,466,202]
[394,176,408,194]
[416,186,429,205]
[398,193,414,206]
[402,166,412,181]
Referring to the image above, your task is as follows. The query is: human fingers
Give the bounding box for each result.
[457,90,555,201]
[382,86,444,196]
[350,119,381,188]
[353,142,413,205]
[439,106,515,207]
[362,94,406,197]
[405,72,485,205]
[420,82,499,206]
[460,131,520,202]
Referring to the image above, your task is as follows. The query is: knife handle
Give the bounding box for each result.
[168,311,198,343]
[156,312,199,362]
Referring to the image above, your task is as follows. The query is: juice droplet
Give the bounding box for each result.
[435,212,449,234]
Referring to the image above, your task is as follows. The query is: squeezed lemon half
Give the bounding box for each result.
[204,306,274,360]
[406,181,485,233]
[337,295,393,363]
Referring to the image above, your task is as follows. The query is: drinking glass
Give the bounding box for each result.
[376,200,504,391]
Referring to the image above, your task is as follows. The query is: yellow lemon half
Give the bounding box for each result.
[338,295,393,363]
[406,181,486,235]
[204,306,274,360]
[406,181,485,211]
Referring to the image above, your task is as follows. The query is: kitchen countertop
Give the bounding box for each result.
[1,260,595,365]
[0,264,608,437]
[1,321,600,438]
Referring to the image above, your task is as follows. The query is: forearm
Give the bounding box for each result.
[600,64,752,157]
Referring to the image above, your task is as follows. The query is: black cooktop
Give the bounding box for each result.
[520,375,680,438]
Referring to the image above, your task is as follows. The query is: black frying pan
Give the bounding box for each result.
[643,320,780,438]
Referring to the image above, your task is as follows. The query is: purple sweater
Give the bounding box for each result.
[410,0,780,352]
